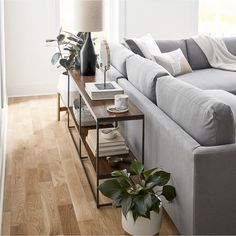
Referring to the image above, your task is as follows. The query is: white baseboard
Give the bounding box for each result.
[7,81,58,97]
[7,92,56,98]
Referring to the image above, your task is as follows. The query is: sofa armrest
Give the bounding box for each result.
[106,65,126,82]
[193,144,236,235]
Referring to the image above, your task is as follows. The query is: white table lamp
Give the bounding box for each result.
[73,0,104,76]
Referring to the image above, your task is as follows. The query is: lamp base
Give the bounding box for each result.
[80,32,97,76]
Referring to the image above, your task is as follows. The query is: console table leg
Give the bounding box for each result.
[96,121,100,208]
[79,94,82,157]
[57,93,60,121]
[142,118,145,165]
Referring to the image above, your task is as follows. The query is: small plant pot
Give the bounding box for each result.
[122,208,163,235]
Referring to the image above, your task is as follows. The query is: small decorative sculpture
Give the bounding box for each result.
[96,40,115,90]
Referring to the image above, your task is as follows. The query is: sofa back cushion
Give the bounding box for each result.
[109,43,134,77]
[185,38,211,70]
[156,39,188,60]
[223,37,236,56]
[126,55,169,103]
[156,76,235,146]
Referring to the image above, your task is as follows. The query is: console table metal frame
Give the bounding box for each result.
[67,70,145,208]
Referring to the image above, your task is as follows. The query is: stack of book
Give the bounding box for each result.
[86,129,129,157]
[85,81,124,100]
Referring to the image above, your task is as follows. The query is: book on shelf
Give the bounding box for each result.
[86,128,129,157]
[86,136,126,152]
[85,81,124,100]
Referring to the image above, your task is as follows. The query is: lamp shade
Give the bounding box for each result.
[73,0,103,32]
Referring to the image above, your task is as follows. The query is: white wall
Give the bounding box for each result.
[108,0,120,42]
[5,0,61,97]
[120,0,199,40]
[0,0,7,232]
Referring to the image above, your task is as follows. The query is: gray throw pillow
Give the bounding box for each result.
[185,38,211,70]
[126,55,169,103]
[156,76,235,146]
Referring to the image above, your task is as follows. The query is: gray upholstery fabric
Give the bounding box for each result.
[204,89,236,125]
[193,144,236,235]
[177,68,236,94]
[106,65,126,82]
[156,76,235,146]
[185,38,211,70]
[109,43,134,77]
[126,55,169,103]
[223,37,236,56]
[156,39,188,60]
[124,39,145,57]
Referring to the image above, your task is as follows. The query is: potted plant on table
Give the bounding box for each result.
[98,160,176,235]
[46,28,88,75]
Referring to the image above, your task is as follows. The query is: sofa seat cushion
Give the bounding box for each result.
[203,90,236,125]
[126,55,169,103]
[177,68,236,95]
[156,76,235,146]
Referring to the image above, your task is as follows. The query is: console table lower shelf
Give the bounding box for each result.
[68,107,141,208]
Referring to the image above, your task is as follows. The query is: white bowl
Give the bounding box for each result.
[101,129,117,140]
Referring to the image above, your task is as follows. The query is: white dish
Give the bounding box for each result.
[101,129,117,140]
[107,105,129,113]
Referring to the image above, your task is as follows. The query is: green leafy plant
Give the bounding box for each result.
[46,28,87,75]
[98,160,176,222]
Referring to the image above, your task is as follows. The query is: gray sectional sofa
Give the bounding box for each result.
[107,37,236,235]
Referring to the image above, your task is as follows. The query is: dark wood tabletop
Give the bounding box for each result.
[69,69,144,122]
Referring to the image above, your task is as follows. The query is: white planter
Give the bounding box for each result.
[122,208,163,235]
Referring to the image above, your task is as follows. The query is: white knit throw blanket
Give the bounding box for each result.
[193,35,236,71]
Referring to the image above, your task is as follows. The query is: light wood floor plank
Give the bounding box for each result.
[25,168,39,195]
[62,159,95,222]
[3,176,12,212]
[2,212,11,235]
[58,204,81,235]
[40,181,63,235]
[25,193,45,235]
[38,163,52,183]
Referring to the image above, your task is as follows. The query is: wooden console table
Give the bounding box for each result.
[67,69,145,208]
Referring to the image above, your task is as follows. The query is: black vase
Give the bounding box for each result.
[80,32,97,76]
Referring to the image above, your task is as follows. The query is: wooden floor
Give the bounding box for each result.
[1,95,179,235]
